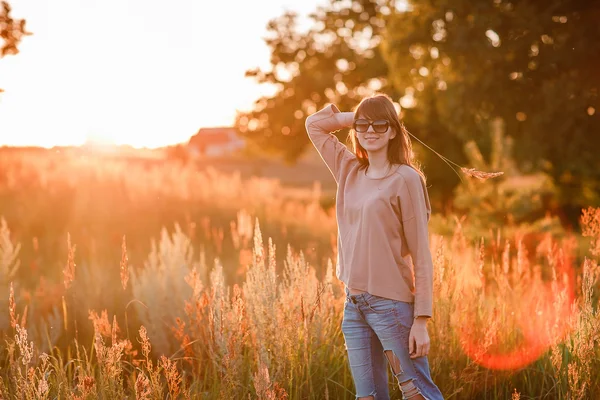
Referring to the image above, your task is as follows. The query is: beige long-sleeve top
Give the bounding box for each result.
[305,104,434,318]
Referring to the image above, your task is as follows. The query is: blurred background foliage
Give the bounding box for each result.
[236,0,600,231]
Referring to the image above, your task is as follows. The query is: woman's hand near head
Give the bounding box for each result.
[305,103,357,183]
[306,104,354,133]
[335,111,355,129]
[329,104,355,130]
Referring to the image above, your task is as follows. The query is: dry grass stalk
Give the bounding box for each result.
[581,207,600,257]
[565,258,599,398]
[0,217,21,280]
[253,361,288,400]
[159,355,182,398]
[14,325,33,366]
[243,221,278,369]
[131,224,199,357]
[120,235,129,290]
[460,167,505,181]
[512,388,521,400]
[138,325,162,395]
[135,372,151,400]
[9,281,17,329]
[71,370,96,400]
[184,267,203,299]
[63,233,76,289]
[88,310,111,339]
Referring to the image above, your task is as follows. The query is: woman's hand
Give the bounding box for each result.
[306,104,354,134]
[330,105,355,129]
[409,317,430,358]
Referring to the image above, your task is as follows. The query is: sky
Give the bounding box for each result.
[0,0,327,148]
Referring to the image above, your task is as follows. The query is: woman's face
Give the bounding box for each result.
[354,114,396,152]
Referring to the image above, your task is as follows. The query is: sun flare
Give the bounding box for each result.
[0,0,320,149]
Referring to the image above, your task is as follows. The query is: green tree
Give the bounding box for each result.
[382,0,600,225]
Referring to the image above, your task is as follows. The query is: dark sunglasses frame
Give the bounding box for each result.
[352,119,390,133]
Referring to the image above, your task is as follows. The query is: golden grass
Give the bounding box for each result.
[0,150,598,399]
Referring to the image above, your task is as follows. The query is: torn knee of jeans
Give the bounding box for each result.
[399,378,426,400]
[355,389,376,400]
[384,349,404,378]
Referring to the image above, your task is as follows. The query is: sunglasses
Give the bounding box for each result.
[353,119,390,133]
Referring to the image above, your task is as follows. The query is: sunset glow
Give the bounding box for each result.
[0,0,324,148]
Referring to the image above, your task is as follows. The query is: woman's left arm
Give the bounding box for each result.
[398,168,433,320]
[398,168,434,358]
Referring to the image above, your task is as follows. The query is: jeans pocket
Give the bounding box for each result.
[393,301,415,329]
[365,295,396,315]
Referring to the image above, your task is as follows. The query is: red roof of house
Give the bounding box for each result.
[188,127,239,146]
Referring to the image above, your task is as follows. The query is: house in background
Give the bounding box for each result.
[187,127,245,158]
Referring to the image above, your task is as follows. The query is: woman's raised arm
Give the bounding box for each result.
[305,104,355,183]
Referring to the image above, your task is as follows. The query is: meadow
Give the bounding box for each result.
[0,147,598,399]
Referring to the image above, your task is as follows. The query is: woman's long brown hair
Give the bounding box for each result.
[347,93,427,185]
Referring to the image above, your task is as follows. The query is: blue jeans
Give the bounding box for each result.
[341,287,444,400]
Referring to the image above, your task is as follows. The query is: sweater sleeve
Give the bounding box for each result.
[397,168,433,319]
[305,104,355,183]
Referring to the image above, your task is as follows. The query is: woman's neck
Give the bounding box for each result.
[366,149,389,172]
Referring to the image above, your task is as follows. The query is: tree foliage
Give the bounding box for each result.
[383,0,600,216]
[0,1,29,92]
[238,0,600,224]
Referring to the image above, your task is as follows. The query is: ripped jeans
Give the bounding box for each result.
[342,287,444,400]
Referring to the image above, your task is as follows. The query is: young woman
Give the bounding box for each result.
[305,94,444,400]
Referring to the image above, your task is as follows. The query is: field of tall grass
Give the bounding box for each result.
[0,148,598,399]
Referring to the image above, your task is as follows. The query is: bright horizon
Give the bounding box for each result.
[0,0,327,148]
